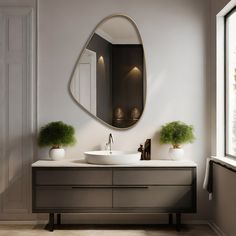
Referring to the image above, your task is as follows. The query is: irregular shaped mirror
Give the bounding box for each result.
[69,15,146,128]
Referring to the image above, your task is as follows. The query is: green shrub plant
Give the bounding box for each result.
[38,121,76,148]
[160,121,195,148]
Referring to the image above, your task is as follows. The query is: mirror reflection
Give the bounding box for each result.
[70,15,145,128]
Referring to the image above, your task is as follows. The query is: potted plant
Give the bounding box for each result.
[159,121,195,160]
[38,121,76,160]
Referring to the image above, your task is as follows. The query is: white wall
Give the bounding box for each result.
[38,0,211,222]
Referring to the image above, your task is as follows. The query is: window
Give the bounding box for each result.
[225,7,236,157]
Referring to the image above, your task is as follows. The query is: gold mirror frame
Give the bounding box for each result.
[68,14,147,130]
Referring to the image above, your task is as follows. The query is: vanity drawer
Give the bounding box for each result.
[113,186,192,209]
[35,186,112,209]
[113,168,193,185]
[34,168,112,185]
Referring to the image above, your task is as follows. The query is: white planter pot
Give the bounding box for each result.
[49,148,65,161]
[168,147,184,160]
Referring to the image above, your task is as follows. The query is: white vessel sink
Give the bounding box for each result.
[84,150,141,165]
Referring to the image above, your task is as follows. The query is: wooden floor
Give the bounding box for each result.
[0,224,217,236]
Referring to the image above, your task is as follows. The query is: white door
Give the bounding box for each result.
[0,7,34,216]
[71,49,96,115]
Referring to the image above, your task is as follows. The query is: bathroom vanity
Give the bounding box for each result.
[32,160,196,231]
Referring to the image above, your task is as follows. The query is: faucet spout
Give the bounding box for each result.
[106,133,114,154]
[109,133,113,144]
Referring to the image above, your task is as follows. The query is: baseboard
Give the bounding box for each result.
[0,220,47,225]
[0,219,209,225]
[209,221,226,236]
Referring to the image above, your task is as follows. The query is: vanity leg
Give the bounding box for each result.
[57,213,61,225]
[49,213,54,232]
[176,213,181,231]
[168,213,173,225]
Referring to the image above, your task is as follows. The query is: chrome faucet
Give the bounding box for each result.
[106,133,114,154]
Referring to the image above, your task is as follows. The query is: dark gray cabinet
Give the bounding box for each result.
[113,169,193,185]
[35,186,112,208]
[32,166,196,231]
[113,186,192,209]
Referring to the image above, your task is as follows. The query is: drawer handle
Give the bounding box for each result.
[113,186,149,189]
[71,186,149,189]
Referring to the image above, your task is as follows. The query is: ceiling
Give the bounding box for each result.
[95,16,141,44]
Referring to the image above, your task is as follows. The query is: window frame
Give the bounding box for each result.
[224,6,236,158]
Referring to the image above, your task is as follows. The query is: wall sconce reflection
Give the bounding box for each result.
[132,66,140,72]
[98,56,104,64]
[113,107,125,120]
[127,66,141,78]
[130,107,141,120]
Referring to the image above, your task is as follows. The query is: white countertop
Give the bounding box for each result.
[32,159,197,168]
